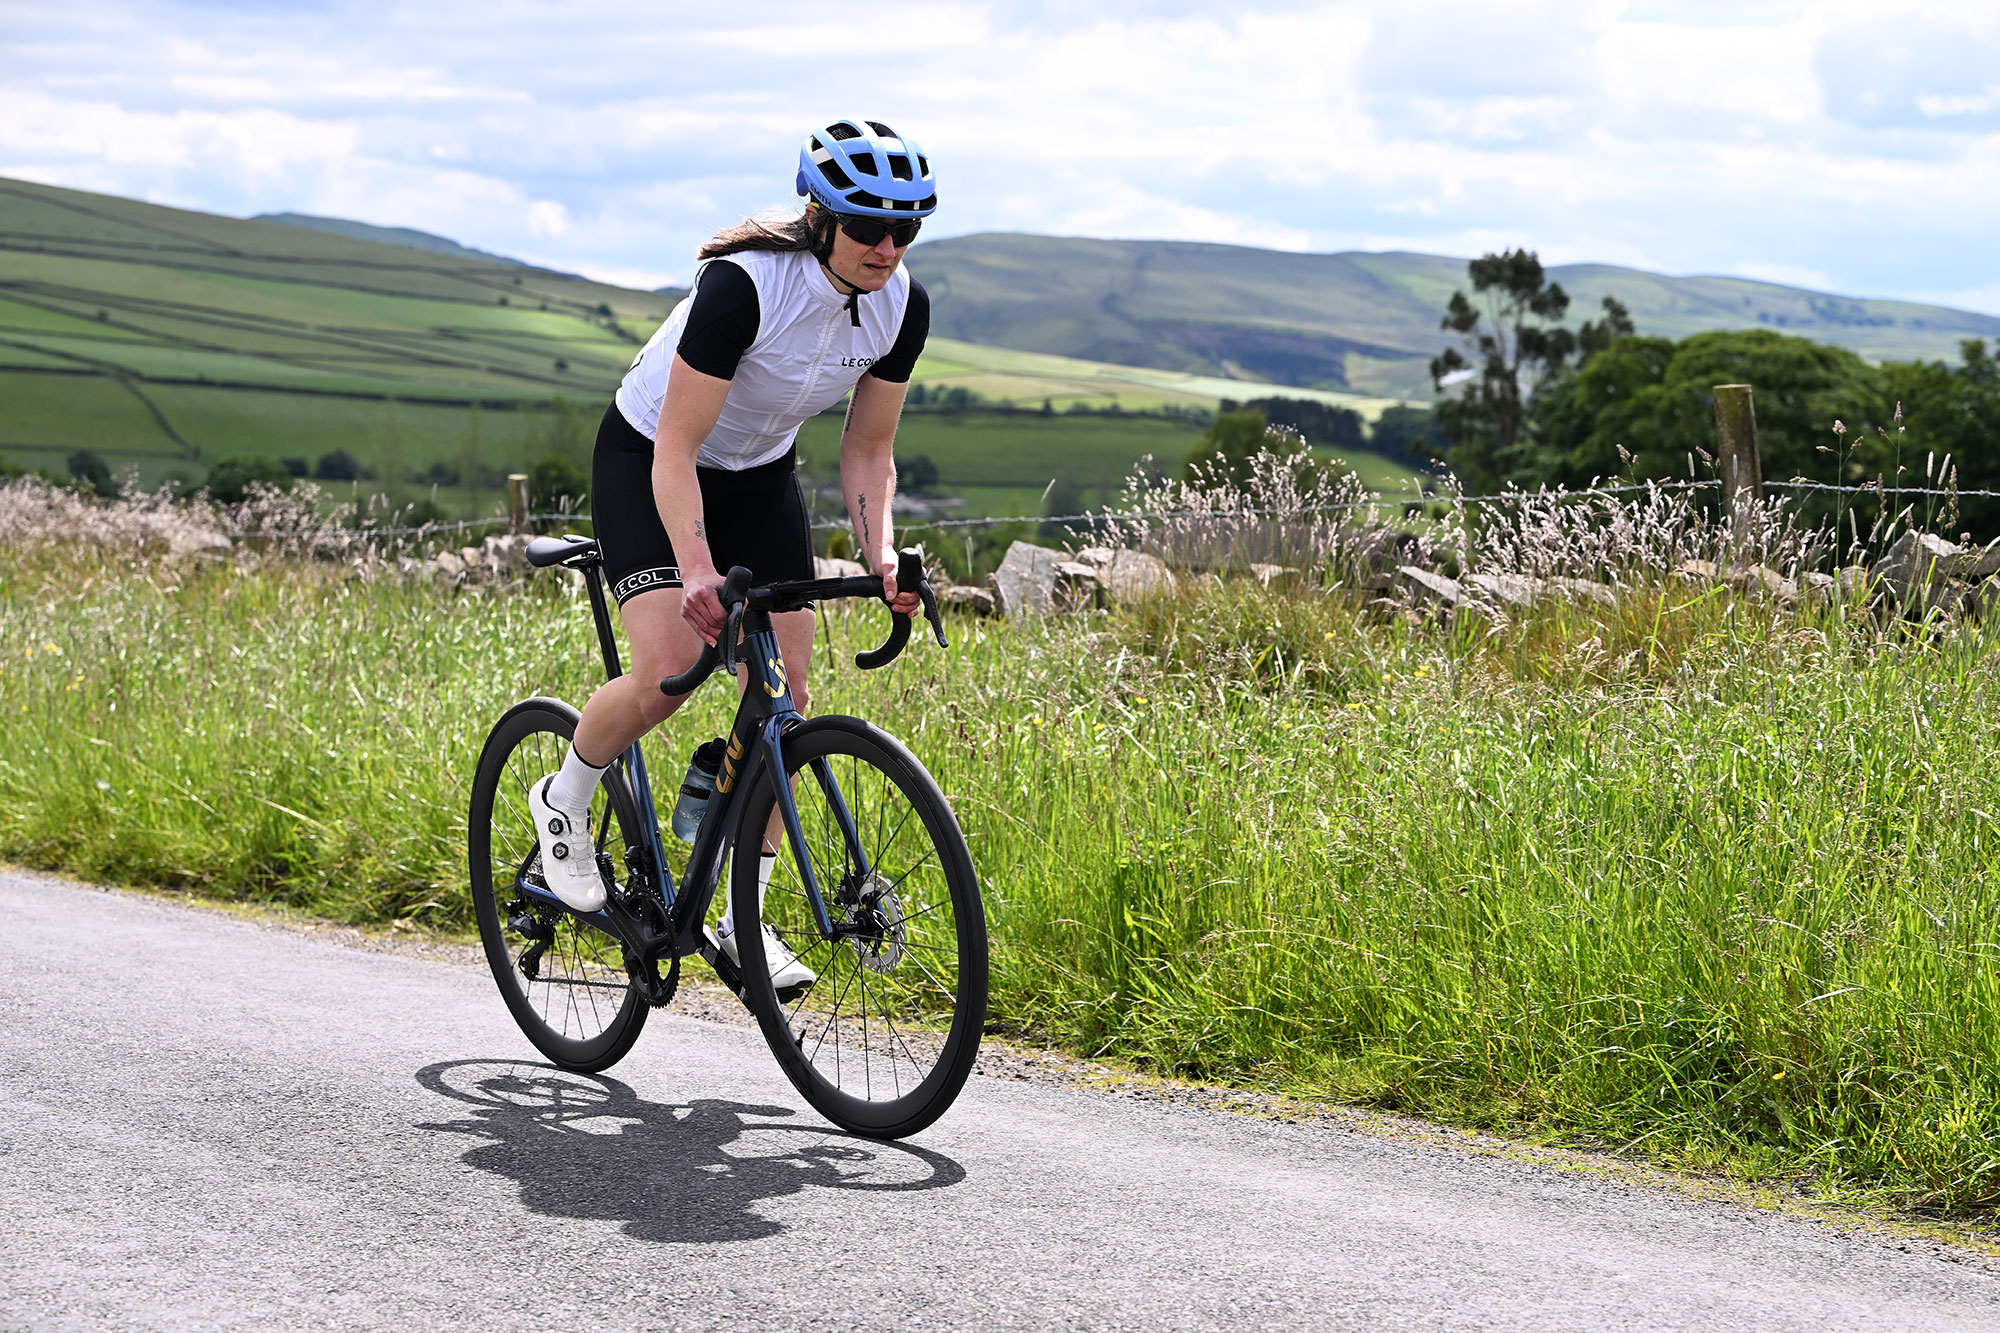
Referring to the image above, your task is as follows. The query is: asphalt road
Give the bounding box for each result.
[3,872,1997,1331]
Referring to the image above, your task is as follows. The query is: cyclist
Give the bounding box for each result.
[528,118,935,989]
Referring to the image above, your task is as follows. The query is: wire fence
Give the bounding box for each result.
[222,475,2000,543]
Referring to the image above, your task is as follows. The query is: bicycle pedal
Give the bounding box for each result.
[699,928,746,998]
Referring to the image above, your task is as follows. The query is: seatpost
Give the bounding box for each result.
[581,563,625,681]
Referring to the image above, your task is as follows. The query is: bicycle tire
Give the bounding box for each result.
[469,697,650,1073]
[731,715,988,1138]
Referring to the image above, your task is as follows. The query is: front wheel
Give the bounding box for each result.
[733,715,988,1139]
[469,697,649,1073]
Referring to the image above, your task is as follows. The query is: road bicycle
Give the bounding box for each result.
[467,537,987,1139]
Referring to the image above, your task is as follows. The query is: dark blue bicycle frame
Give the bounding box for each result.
[508,559,869,978]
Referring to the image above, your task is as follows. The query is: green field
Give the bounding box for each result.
[909,337,1403,419]
[794,408,1426,523]
[0,177,1424,519]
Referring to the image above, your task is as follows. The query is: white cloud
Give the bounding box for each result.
[0,0,1997,313]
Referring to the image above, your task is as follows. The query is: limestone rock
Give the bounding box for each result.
[939,585,998,617]
[989,541,1064,618]
[1394,565,1462,609]
[1876,531,1967,605]
[1731,565,1796,604]
[1054,560,1102,611]
[1465,572,1539,608]
[814,556,868,579]
[1547,576,1618,607]
[1100,549,1175,603]
[1969,576,2000,620]
[1249,563,1304,591]
[1971,537,2000,581]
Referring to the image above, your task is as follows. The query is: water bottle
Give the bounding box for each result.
[671,737,727,842]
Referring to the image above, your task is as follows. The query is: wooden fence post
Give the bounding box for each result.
[506,474,529,533]
[1713,384,1762,548]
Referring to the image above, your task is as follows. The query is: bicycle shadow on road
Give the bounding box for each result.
[414,1059,967,1244]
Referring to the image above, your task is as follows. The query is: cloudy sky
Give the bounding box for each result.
[5,0,1998,309]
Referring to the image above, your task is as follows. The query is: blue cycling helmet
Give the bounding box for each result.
[795,119,938,218]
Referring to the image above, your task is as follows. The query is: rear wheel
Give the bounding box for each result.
[469,698,649,1072]
[733,715,987,1138]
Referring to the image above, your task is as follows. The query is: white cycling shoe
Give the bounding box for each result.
[527,776,608,912]
[716,920,817,992]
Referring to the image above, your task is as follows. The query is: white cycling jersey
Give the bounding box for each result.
[613,248,913,471]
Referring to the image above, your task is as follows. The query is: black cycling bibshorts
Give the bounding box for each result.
[591,402,815,607]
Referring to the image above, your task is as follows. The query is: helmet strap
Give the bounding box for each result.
[806,205,866,327]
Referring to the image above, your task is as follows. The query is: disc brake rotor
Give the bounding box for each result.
[843,870,907,973]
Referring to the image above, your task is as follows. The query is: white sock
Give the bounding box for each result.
[548,745,610,816]
[720,853,778,938]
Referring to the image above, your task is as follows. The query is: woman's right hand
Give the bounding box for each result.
[680,568,729,645]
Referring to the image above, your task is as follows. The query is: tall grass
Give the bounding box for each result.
[4,477,1999,1213]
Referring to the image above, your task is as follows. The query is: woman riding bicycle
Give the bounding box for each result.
[528,117,935,990]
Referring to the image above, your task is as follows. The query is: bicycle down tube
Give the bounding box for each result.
[505,577,868,977]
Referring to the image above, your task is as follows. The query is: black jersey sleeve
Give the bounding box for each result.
[675,260,760,379]
[867,277,929,384]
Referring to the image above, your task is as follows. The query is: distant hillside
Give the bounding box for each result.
[0,176,690,497]
[252,211,544,269]
[903,234,2000,399]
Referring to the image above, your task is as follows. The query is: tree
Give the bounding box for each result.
[314,449,365,481]
[1429,249,1633,490]
[204,456,295,504]
[1368,405,1446,467]
[1222,397,1365,454]
[900,454,940,494]
[66,450,116,498]
[527,454,590,521]
[1883,339,2000,539]
[1533,329,1893,529]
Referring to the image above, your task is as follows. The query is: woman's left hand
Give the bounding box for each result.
[877,553,922,616]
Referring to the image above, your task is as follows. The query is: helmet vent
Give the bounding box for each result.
[827,122,862,141]
[888,154,913,181]
[820,160,856,190]
[916,156,929,177]
[850,152,878,176]
[865,120,893,136]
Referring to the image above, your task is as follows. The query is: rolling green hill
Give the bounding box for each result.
[903,234,2000,400]
[0,178,1422,517]
[0,176,681,505]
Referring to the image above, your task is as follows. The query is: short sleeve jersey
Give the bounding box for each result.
[613,248,931,470]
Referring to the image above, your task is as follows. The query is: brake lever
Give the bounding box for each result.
[918,580,948,648]
[717,602,744,676]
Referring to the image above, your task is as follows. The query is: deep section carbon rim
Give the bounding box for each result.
[735,716,987,1138]
[469,699,647,1072]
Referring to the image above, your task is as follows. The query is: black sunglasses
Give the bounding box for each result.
[832,213,922,248]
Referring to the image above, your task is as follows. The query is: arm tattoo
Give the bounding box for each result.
[843,396,858,434]
[693,519,707,544]
[857,494,871,555]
